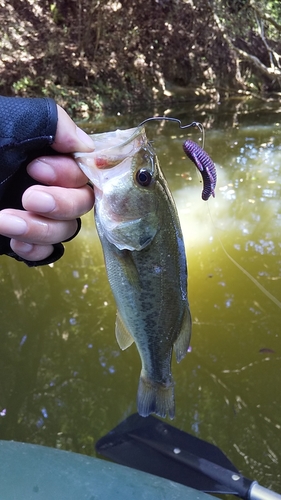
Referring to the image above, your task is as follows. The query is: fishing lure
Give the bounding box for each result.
[183,139,216,201]
[138,116,216,200]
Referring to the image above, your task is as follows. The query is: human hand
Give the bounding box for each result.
[0,106,95,262]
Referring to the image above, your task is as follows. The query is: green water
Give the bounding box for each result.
[0,100,280,492]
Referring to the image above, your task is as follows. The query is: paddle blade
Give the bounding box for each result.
[96,413,238,494]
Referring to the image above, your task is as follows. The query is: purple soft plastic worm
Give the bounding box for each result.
[183,139,217,201]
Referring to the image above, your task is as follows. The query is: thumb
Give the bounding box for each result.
[51,105,95,153]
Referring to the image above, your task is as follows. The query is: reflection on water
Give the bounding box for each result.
[0,100,280,491]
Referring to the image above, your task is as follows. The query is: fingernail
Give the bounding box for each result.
[27,159,56,182]
[76,127,95,149]
[11,241,33,254]
[24,190,56,213]
[0,214,27,235]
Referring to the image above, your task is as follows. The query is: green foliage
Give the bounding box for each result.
[12,77,39,94]
[49,2,63,24]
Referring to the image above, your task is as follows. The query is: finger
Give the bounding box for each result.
[27,155,90,188]
[22,185,94,220]
[10,240,54,262]
[0,209,78,245]
[51,106,94,153]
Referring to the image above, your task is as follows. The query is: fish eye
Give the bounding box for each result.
[136,168,152,187]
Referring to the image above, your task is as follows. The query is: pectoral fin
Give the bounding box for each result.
[115,249,141,291]
[174,306,192,363]
[115,311,135,350]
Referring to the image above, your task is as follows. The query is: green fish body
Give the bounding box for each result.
[74,126,191,419]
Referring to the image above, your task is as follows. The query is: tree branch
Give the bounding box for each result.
[210,3,281,85]
[249,1,281,34]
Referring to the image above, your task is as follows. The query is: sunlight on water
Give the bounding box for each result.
[0,101,280,492]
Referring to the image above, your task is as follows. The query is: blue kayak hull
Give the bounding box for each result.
[0,440,215,500]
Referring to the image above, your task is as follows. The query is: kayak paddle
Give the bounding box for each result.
[96,413,281,500]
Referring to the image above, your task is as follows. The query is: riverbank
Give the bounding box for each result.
[1,0,281,118]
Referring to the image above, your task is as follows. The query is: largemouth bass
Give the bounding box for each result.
[74,126,191,419]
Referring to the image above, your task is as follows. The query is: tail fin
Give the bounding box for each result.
[137,375,175,419]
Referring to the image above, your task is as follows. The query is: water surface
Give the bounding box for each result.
[0,99,280,492]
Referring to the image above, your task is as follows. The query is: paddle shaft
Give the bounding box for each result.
[250,483,281,500]
[130,432,281,500]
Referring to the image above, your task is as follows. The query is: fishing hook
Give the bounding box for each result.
[138,116,205,147]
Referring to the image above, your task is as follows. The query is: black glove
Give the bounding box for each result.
[0,96,72,266]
